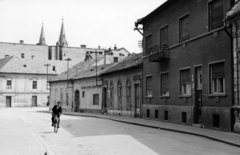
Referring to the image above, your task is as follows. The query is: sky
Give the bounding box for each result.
[0,0,166,53]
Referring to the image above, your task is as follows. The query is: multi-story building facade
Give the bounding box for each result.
[226,0,240,133]
[135,0,235,132]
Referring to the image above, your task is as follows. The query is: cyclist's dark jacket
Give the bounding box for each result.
[52,105,62,117]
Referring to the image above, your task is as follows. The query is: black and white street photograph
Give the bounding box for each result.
[0,0,240,154]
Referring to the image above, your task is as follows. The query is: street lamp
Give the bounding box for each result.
[44,64,51,90]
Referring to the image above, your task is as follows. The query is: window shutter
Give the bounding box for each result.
[212,62,225,78]
[146,35,152,54]
[210,0,223,29]
[160,27,168,49]
[161,74,169,93]
[180,15,189,42]
[181,69,191,84]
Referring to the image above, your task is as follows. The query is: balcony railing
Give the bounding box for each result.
[147,44,170,62]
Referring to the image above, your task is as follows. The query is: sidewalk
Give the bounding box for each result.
[41,109,240,148]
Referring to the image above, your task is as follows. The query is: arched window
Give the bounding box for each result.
[110,81,114,108]
[126,79,131,108]
[117,80,122,108]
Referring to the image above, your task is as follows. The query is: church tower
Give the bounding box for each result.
[37,23,46,45]
[57,19,68,47]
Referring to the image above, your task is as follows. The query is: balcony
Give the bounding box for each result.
[148,45,170,62]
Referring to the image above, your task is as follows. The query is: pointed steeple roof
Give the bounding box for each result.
[37,22,46,45]
[57,18,68,47]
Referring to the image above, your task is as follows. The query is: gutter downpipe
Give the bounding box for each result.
[224,20,234,107]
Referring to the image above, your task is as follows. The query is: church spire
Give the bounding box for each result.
[37,22,46,45]
[57,18,68,47]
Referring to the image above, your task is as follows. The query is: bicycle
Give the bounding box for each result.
[53,115,59,133]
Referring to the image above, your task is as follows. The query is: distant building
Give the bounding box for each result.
[0,20,130,69]
[49,56,114,112]
[0,56,65,107]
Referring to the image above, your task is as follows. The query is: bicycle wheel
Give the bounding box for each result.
[54,117,58,133]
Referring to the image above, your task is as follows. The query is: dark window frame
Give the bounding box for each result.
[7,80,12,89]
[146,76,153,97]
[93,94,99,105]
[32,81,37,89]
[179,14,190,42]
[160,25,168,49]
[145,34,152,55]
[180,68,191,96]
[208,0,224,31]
[160,72,169,97]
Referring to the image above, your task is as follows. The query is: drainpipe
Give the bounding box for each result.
[224,20,234,106]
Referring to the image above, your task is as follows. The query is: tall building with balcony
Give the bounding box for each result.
[135,0,235,132]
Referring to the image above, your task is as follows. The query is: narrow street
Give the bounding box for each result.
[0,108,239,155]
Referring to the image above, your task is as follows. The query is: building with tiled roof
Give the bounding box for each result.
[100,53,143,117]
[0,56,67,107]
[49,53,142,114]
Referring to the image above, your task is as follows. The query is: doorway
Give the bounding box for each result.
[102,87,107,113]
[6,96,11,107]
[32,96,37,107]
[75,90,80,112]
[134,84,140,118]
[194,66,202,124]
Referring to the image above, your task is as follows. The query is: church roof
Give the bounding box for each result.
[57,20,68,46]
[37,23,46,45]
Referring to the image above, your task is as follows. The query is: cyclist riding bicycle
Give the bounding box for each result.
[51,101,62,128]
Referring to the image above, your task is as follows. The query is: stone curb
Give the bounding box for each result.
[41,110,240,148]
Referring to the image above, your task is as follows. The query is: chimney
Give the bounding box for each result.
[81,45,86,48]
[98,46,101,49]
[20,40,24,44]
[114,44,117,50]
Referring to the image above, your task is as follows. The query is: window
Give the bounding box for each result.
[160,73,169,96]
[114,57,118,62]
[146,76,153,97]
[110,81,114,107]
[209,0,223,30]
[48,49,52,60]
[82,91,85,98]
[126,79,131,108]
[5,55,9,57]
[60,88,63,104]
[93,94,99,105]
[66,88,68,106]
[33,81,37,89]
[210,62,225,94]
[117,80,122,108]
[146,34,152,55]
[6,80,12,89]
[31,55,35,59]
[160,26,168,49]
[21,53,25,58]
[179,14,190,42]
[180,69,191,95]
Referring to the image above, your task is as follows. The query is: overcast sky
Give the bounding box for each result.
[0,0,166,53]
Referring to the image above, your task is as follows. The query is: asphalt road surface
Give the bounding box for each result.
[0,108,239,155]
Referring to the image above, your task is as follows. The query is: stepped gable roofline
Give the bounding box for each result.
[136,0,171,24]
[226,1,240,20]
[49,56,106,82]
[0,56,57,75]
[101,53,143,75]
